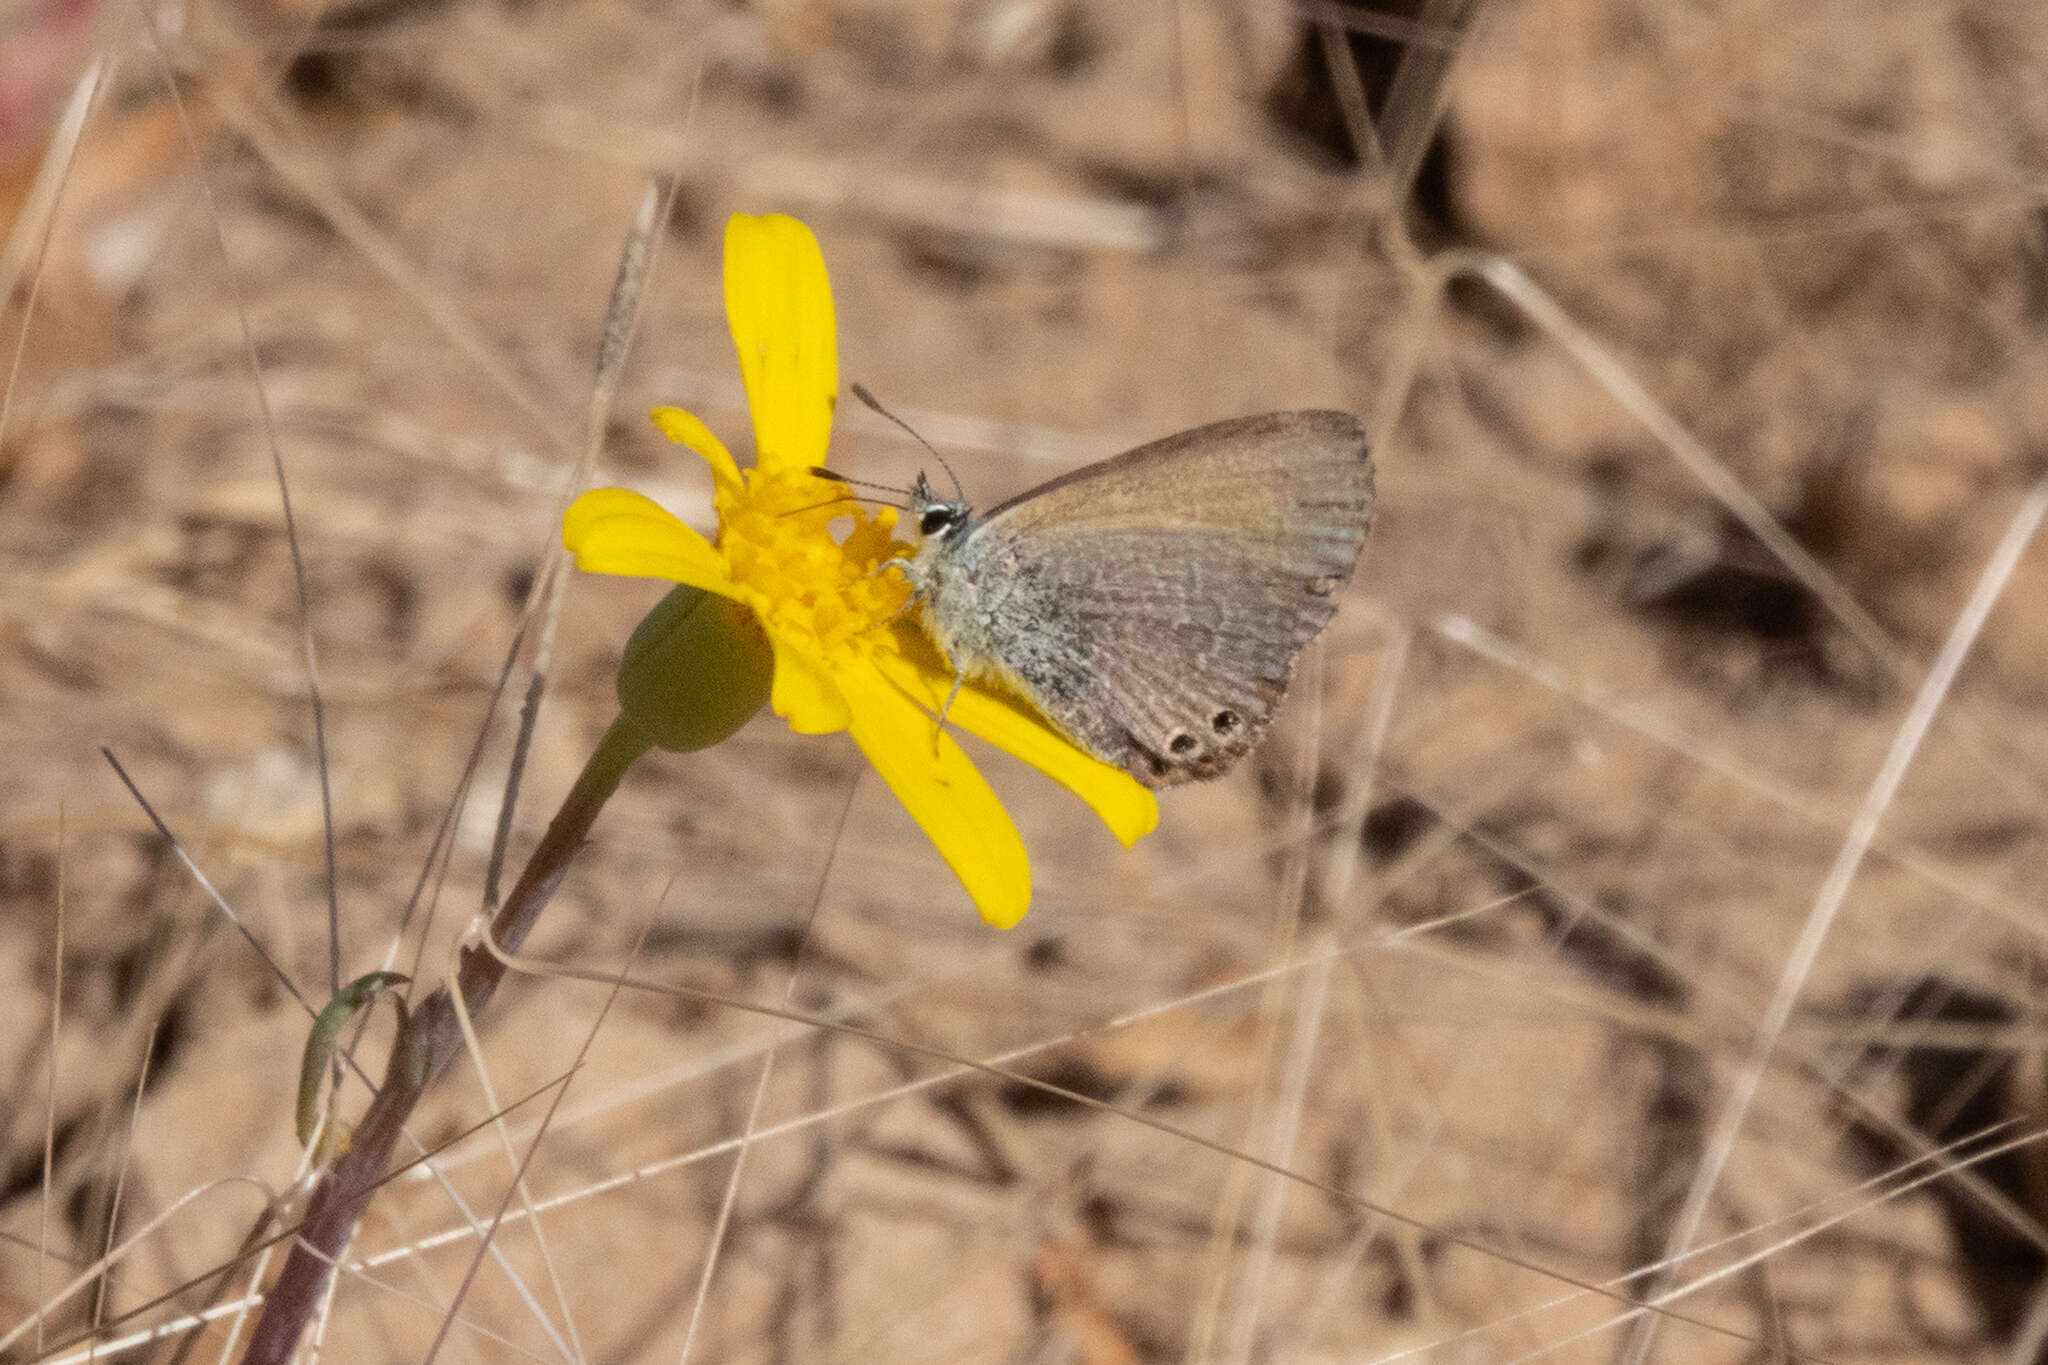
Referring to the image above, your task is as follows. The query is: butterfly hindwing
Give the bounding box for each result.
[952,411,1372,786]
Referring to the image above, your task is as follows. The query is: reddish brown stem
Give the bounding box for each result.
[238,717,648,1365]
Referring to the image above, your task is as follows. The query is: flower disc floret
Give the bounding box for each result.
[714,467,910,665]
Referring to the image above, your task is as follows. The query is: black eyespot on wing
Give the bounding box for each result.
[1212,709,1239,734]
[1169,733,1197,756]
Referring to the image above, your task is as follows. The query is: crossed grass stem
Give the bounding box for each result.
[238,716,649,1365]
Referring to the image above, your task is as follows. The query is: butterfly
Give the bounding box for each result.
[889,409,1374,787]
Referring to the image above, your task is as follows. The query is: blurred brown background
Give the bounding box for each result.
[4,0,2048,1360]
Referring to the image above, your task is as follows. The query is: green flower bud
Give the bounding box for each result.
[616,585,772,752]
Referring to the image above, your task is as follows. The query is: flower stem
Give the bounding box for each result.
[238,717,650,1365]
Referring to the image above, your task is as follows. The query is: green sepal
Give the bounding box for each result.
[297,971,410,1151]
[617,583,773,752]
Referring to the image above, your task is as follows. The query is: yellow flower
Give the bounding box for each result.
[563,213,1157,928]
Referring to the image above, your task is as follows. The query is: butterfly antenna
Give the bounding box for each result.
[778,493,875,518]
[852,382,965,501]
[810,467,912,507]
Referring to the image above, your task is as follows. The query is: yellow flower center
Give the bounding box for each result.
[715,466,912,661]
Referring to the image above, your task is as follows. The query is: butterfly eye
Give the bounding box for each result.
[919,506,959,537]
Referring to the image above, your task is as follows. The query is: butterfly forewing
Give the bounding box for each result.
[961,411,1372,786]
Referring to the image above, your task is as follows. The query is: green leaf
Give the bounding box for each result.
[297,971,410,1151]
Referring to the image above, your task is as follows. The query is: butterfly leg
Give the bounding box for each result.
[845,562,926,643]
[926,669,965,759]
[862,555,913,587]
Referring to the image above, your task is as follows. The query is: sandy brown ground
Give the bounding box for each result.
[4,0,2048,1360]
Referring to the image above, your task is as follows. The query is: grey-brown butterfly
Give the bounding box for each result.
[892,409,1374,788]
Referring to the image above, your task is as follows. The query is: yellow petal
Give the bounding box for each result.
[724,214,837,473]
[874,643,1159,847]
[650,406,742,491]
[769,633,853,735]
[563,488,736,594]
[838,663,1031,929]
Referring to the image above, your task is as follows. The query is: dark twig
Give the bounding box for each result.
[34,1076,569,1364]
[236,171,674,1363]
[237,718,649,1364]
[396,622,529,991]
[102,750,313,1017]
[137,8,345,995]
[482,666,549,915]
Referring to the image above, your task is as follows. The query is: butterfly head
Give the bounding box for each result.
[910,471,972,543]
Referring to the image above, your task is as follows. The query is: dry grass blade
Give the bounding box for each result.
[136,8,345,996]
[0,60,105,446]
[35,810,67,1358]
[86,1019,158,1354]
[1623,478,2048,1364]
[9,0,2048,1358]
[474,933,1832,1360]
[419,929,652,1365]
[486,176,672,915]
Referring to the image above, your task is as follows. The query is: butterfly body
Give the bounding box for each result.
[898,410,1374,788]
